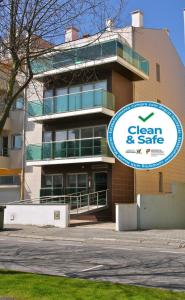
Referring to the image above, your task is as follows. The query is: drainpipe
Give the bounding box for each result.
[20,80,27,200]
[132,26,137,203]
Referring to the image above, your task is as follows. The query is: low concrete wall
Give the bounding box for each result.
[138,182,185,229]
[116,203,137,231]
[116,182,185,231]
[4,204,69,228]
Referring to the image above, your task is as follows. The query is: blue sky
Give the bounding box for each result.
[120,0,185,65]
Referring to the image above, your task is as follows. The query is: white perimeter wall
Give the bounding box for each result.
[4,204,69,228]
[138,182,185,229]
[116,203,137,231]
[116,182,185,231]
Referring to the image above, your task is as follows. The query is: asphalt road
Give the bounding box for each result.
[0,236,185,291]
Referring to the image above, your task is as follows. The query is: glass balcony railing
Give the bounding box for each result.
[27,137,112,161]
[31,39,149,76]
[28,89,115,118]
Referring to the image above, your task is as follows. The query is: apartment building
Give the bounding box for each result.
[0,67,24,203]
[25,11,185,220]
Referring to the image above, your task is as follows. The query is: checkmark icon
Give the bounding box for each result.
[138,112,154,122]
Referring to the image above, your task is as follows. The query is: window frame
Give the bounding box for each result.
[45,80,107,99]
[66,173,88,188]
[0,175,20,186]
[12,97,24,110]
[41,173,63,189]
[43,125,107,143]
[11,134,22,150]
[156,63,161,82]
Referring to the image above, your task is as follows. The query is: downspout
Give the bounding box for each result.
[20,81,27,200]
[132,26,137,204]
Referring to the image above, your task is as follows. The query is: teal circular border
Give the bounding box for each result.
[107,101,184,170]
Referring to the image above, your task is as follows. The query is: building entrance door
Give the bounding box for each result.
[94,172,108,192]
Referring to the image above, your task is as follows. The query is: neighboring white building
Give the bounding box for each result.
[0,66,24,203]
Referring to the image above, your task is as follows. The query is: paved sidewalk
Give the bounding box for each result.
[1,223,185,249]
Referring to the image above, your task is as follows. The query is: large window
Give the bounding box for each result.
[43,125,106,143]
[43,131,52,143]
[43,80,108,114]
[41,174,63,188]
[42,126,107,158]
[41,174,63,197]
[67,173,88,194]
[11,134,22,150]
[55,80,107,97]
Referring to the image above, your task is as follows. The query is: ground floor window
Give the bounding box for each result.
[41,172,89,196]
[0,176,20,185]
[41,174,63,197]
[41,171,108,197]
[66,173,88,194]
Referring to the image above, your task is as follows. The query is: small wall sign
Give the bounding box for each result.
[108,101,183,170]
[54,211,60,220]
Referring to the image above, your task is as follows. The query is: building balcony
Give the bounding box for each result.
[28,89,115,122]
[31,38,149,81]
[26,137,115,166]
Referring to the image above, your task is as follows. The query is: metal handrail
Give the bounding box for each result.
[6,190,80,205]
[4,189,109,214]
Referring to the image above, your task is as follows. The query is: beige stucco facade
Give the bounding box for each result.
[133,28,185,193]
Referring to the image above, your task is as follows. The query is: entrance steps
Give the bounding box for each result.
[70,204,107,215]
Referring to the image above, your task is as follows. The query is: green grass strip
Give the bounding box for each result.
[0,269,185,300]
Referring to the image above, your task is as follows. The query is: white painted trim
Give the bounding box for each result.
[33,55,148,80]
[27,156,115,166]
[28,107,114,122]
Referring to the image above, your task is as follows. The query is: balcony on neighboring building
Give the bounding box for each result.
[26,137,115,166]
[31,38,149,81]
[28,89,115,122]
